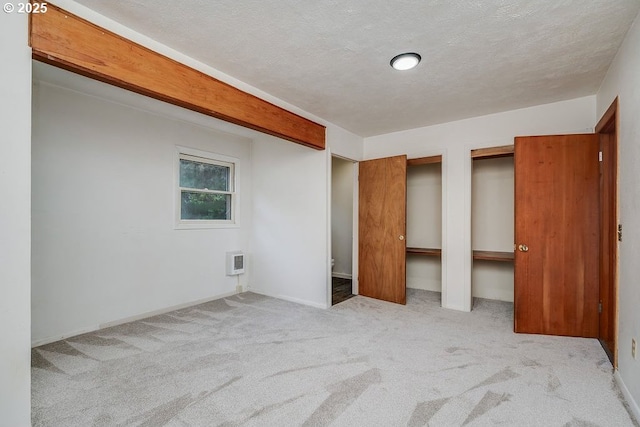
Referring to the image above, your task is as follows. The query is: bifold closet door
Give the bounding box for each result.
[514,134,599,337]
[359,155,407,304]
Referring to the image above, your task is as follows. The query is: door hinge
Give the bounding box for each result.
[618,224,622,242]
[598,151,603,162]
[598,301,602,314]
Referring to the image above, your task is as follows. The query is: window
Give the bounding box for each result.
[176,147,238,228]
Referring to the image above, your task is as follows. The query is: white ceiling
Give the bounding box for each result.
[72,0,639,137]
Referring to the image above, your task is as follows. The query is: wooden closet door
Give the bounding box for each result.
[359,155,407,304]
[514,134,599,337]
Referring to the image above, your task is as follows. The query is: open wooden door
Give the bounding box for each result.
[597,98,619,365]
[514,134,600,337]
[358,155,407,304]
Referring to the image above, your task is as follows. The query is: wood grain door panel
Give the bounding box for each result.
[358,155,407,304]
[599,132,617,360]
[514,134,599,337]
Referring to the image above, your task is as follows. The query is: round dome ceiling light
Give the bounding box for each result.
[390,52,421,71]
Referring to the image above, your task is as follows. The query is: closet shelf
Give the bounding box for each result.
[471,145,514,159]
[472,250,514,262]
[406,247,442,257]
[407,248,513,261]
[407,155,442,166]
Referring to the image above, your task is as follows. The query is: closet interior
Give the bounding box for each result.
[406,156,443,295]
[470,146,515,302]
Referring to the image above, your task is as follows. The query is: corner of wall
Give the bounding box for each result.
[0,12,32,426]
[615,370,640,423]
[595,8,640,416]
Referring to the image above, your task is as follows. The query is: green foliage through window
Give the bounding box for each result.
[178,153,234,222]
[181,192,230,220]
[179,159,229,191]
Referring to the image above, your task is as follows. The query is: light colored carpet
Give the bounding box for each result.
[32,290,637,426]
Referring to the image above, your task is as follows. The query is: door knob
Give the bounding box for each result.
[518,244,529,252]
[399,235,405,241]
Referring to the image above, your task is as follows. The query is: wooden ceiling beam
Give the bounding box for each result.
[29,3,326,150]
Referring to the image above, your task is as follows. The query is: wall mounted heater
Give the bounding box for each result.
[226,251,245,276]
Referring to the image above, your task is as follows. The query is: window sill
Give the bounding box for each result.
[175,221,240,230]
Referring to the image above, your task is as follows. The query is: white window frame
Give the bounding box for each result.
[175,146,239,229]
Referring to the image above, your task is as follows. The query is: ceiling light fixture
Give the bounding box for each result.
[390,52,421,71]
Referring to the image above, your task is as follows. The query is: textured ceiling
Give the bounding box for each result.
[72,0,639,137]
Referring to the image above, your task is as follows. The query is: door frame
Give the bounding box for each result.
[327,152,359,308]
[595,97,619,367]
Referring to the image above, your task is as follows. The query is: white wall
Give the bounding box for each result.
[364,96,596,311]
[32,64,253,344]
[596,13,640,419]
[331,157,354,277]
[406,163,442,292]
[327,125,364,162]
[250,135,329,308]
[472,157,514,302]
[249,123,361,309]
[42,0,363,317]
[0,12,32,426]
[248,123,361,309]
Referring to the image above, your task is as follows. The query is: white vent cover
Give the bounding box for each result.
[226,251,245,276]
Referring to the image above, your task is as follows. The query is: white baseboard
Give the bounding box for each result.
[31,290,238,347]
[615,369,640,423]
[331,272,352,279]
[248,287,328,309]
[31,325,100,348]
[407,278,441,293]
